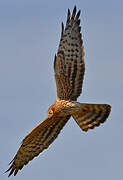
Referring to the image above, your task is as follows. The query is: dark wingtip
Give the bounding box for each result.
[4,164,13,173]
[61,22,64,36]
[5,159,19,177]
[8,168,14,177]
[54,54,57,69]
[8,158,14,165]
[73,5,77,12]
[71,6,77,20]
[68,8,70,16]
[76,10,81,19]
[5,166,19,177]
[14,169,18,176]
[4,165,14,177]
[66,8,71,24]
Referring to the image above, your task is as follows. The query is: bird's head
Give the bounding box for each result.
[47,104,56,118]
[47,100,66,117]
[47,100,74,118]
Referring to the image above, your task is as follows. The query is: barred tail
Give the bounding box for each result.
[72,103,111,132]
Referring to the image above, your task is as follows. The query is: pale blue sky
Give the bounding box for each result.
[0,0,123,179]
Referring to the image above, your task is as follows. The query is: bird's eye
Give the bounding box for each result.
[49,110,53,114]
[48,110,53,116]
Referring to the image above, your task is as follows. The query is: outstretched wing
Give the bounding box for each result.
[54,6,85,101]
[6,115,70,177]
[72,103,111,132]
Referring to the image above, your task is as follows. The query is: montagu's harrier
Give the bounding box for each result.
[6,6,111,177]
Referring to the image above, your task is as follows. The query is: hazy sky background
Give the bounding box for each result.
[0,0,123,179]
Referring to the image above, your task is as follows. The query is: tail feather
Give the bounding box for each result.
[72,103,111,131]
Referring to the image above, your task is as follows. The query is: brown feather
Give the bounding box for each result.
[6,115,70,176]
[54,6,85,100]
[72,103,111,131]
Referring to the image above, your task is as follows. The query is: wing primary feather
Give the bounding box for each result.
[54,54,57,69]
[14,170,18,176]
[66,8,71,25]
[61,22,64,37]
[8,168,14,177]
[71,6,77,20]
[76,10,81,19]
[5,165,13,173]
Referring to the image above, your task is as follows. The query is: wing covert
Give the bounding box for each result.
[54,6,85,101]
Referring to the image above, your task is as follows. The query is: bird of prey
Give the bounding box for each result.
[6,6,111,177]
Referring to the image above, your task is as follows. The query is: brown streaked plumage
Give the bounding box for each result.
[55,6,85,100]
[72,103,111,132]
[6,115,70,176]
[6,6,111,177]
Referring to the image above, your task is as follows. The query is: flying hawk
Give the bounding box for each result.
[6,6,111,177]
